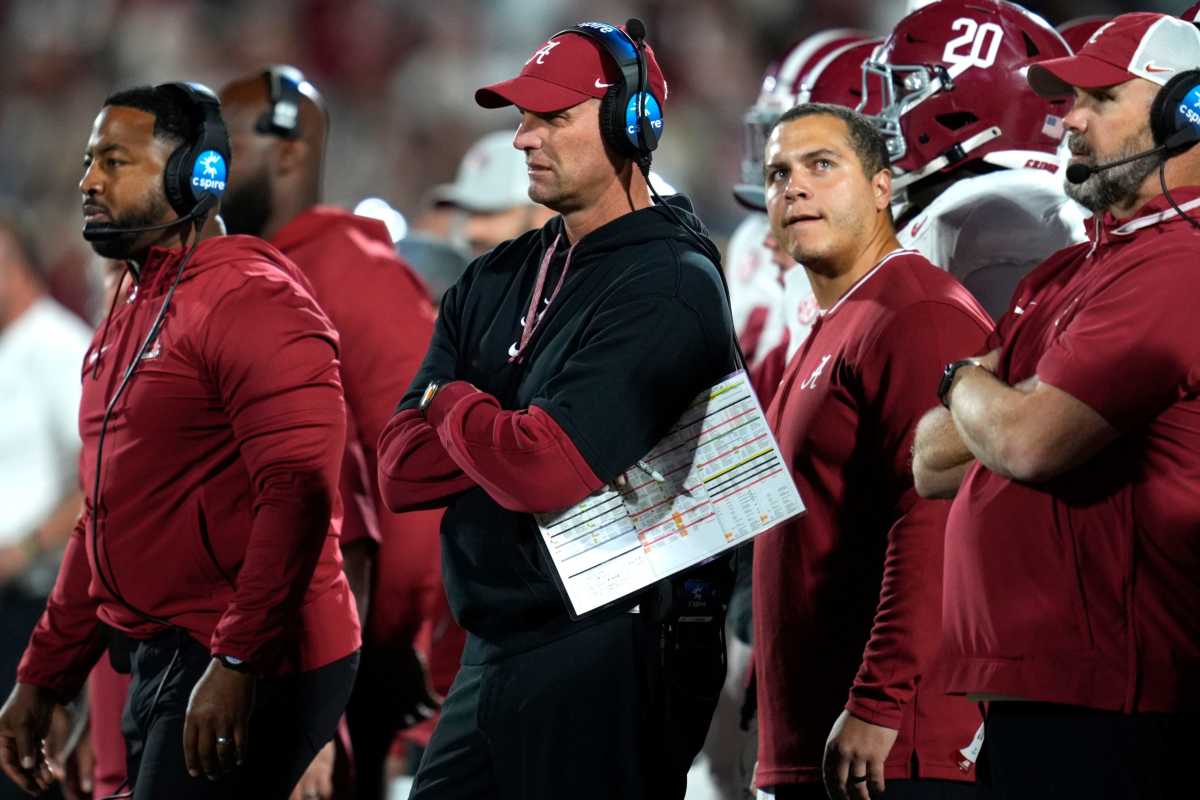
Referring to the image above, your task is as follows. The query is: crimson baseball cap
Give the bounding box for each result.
[475,27,667,114]
[1029,13,1200,97]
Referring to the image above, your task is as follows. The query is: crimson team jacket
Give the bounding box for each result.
[18,236,360,697]
[753,250,992,787]
[271,206,443,644]
[943,188,1200,712]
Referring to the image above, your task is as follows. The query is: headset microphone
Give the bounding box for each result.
[82,194,217,242]
[1066,127,1196,184]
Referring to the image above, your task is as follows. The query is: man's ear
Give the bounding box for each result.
[872,168,892,212]
[273,139,309,176]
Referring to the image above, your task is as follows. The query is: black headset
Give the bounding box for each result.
[557,19,664,167]
[255,64,305,140]
[1150,69,1200,153]
[160,82,231,219]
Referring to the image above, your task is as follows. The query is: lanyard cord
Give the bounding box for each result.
[508,233,577,364]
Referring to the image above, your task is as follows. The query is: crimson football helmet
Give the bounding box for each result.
[800,38,885,112]
[862,0,1071,190]
[735,28,868,209]
[1056,16,1113,54]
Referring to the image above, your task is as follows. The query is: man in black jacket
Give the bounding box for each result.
[377,21,737,800]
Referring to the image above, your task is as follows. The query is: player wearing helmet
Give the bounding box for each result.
[864,0,1088,318]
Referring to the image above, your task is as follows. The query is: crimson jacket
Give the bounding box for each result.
[272,206,448,646]
[18,236,360,697]
[754,250,992,787]
[943,189,1200,712]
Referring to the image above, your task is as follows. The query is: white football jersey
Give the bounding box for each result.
[725,213,788,366]
[896,168,1089,319]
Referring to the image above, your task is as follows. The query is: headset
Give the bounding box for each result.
[83,81,230,242]
[1149,70,1200,155]
[557,19,663,169]
[255,64,305,139]
[1066,69,1200,230]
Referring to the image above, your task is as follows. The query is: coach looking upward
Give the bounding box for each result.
[377,20,737,800]
[0,83,359,798]
[914,13,1200,798]
[752,104,990,800]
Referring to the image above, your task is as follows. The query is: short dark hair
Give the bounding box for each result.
[103,85,196,149]
[770,103,891,178]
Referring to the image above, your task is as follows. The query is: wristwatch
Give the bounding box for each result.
[937,359,980,409]
[215,653,252,673]
[419,381,442,417]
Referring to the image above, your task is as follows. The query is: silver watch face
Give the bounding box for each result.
[421,382,439,410]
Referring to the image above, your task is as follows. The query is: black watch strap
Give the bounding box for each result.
[938,359,979,409]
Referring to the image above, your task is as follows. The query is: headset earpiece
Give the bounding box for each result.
[558,20,664,163]
[256,65,305,139]
[1151,69,1200,153]
[155,82,230,219]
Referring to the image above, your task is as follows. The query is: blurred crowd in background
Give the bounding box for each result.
[0,0,1181,326]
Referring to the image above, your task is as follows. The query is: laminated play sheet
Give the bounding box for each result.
[535,371,805,617]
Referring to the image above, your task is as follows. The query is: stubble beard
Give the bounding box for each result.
[1065,130,1159,213]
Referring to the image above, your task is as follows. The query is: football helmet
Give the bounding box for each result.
[1183,4,1200,22]
[735,28,868,209]
[800,38,885,111]
[1056,16,1114,54]
[863,0,1071,190]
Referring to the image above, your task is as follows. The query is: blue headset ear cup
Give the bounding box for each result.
[163,142,195,218]
[1152,70,1200,150]
[630,91,663,153]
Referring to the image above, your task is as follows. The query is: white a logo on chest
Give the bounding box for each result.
[799,354,832,390]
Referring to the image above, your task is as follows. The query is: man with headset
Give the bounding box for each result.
[377,20,736,800]
[914,13,1200,798]
[0,83,359,798]
[218,65,447,800]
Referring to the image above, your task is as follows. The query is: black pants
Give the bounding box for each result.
[982,701,1196,799]
[120,629,357,800]
[409,613,725,800]
[769,779,977,799]
[345,642,433,800]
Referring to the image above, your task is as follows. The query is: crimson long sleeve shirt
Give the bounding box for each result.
[753,250,991,787]
[18,236,360,697]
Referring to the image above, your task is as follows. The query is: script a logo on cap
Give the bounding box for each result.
[526,39,560,66]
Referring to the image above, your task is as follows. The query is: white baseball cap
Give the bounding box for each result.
[431,130,532,213]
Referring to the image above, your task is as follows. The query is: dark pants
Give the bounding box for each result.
[121,630,357,800]
[345,642,433,800]
[982,701,1196,800]
[409,612,725,800]
[770,779,977,799]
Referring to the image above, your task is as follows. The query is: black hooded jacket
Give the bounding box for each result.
[380,196,738,663]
